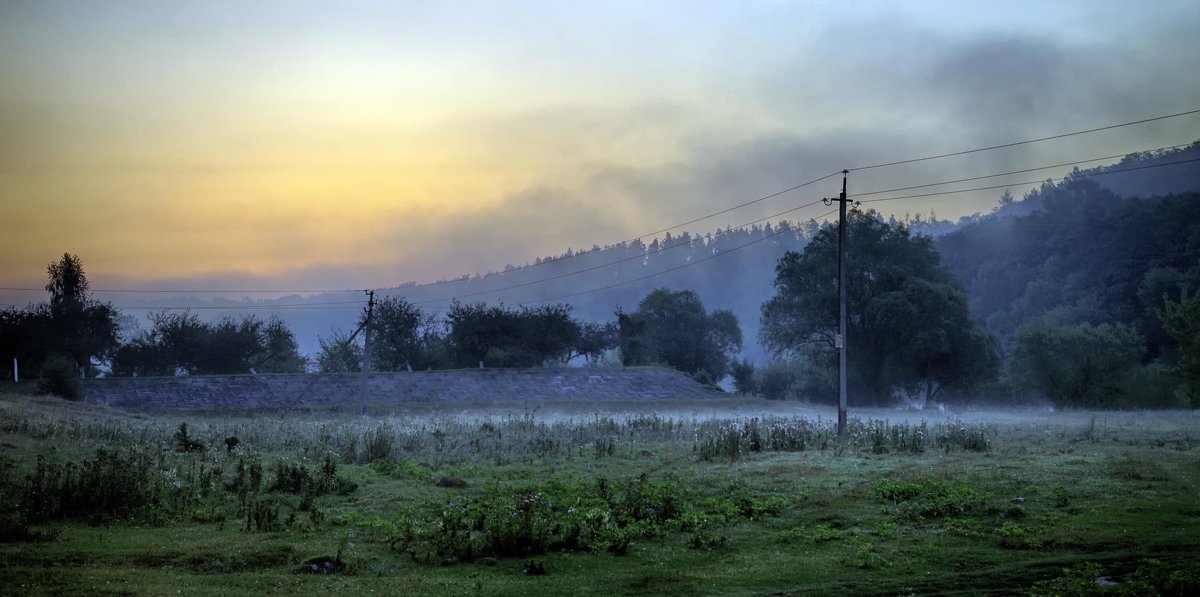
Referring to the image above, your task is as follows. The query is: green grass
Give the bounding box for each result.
[1,393,1198,595]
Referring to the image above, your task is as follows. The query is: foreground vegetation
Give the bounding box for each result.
[1,393,1198,596]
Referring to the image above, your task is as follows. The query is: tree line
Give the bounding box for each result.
[0,254,746,397]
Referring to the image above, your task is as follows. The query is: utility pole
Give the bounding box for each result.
[362,290,376,373]
[825,170,853,436]
[340,290,377,413]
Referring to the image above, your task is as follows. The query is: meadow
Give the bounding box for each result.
[1,393,1198,596]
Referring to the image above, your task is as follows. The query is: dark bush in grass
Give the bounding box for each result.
[173,423,205,453]
[871,478,989,520]
[268,455,357,497]
[396,474,692,564]
[36,355,82,401]
[22,450,166,524]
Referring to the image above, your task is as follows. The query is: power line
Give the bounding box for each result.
[4,118,1194,299]
[853,143,1194,198]
[7,146,1192,310]
[1,301,365,312]
[417,147,1200,305]
[414,197,829,305]
[519,149,1198,308]
[523,207,842,306]
[858,156,1200,205]
[105,150,1198,311]
[848,108,1200,172]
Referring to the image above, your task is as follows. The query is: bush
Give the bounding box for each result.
[755,360,833,401]
[394,474,693,564]
[1008,321,1144,408]
[22,450,170,524]
[871,478,988,520]
[757,363,798,400]
[36,355,82,400]
[267,455,357,497]
[173,423,205,453]
[729,359,757,395]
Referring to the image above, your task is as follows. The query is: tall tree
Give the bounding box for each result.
[1007,321,1144,407]
[316,329,363,374]
[1159,289,1200,408]
[111,312,304,376]
[445,301,581,368]
[517,304,580,366]
[44,253,119,375]
[364,297,435,372]
[573,321,619,365]
[761,212,997,406]
[618,288,743,380]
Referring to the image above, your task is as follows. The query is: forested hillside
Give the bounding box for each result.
[937,159,1200,361]
[202,221,817,363]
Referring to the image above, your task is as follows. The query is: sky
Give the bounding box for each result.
[2,0,1199,302]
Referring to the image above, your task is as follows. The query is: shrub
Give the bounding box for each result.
[267,455,357,497]
[729,358,757,395]
[22,450,169,524]
[394,474,693,564]
[1008,321,1144,407]
[360,423,394,463]
[36,355,82,401]
[757,363,799,400]
[173,423,205,453]
[871,478,988,520]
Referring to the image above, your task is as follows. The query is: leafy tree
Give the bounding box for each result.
[254,316,306,373]
[573,321,619,365]
[0,306,54,380]
[729,358,757,395]
[363,297,433,372]
[617,288,743,380]
[445,301,581,368]
[43,253,120,376]
[518,304,580,366]
[761,212,997,406]
[1007,321,1144,407]
[446,301,505,368]
[317,329,362,374]
[1159,289,1200,408]
[111,312,304,376]
[112,311,208,376]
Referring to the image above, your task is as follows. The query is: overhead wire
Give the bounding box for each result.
[522,207,842,305]
[412,197,829,305]
[419,146,1200,305]
[2,110,1196,302]
[857,156,1200,205]
[9,146,1196,312]
[847,108,1200,172]
[852,143,1193,198]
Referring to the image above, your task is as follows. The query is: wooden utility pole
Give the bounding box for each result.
[825,170,852,436]
[339,290,377,412]
[362,289,375,373]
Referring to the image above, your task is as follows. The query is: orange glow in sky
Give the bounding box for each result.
[2,1,1198,293]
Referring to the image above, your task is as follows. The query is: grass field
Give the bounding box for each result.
[1,393,1198,596]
